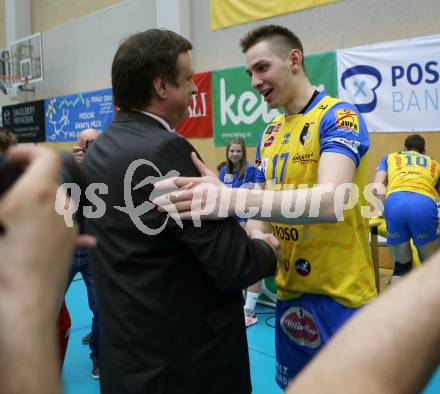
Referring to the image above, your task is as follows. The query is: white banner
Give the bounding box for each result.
[337,35,440,132]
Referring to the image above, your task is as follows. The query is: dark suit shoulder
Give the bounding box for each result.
[152,132,202,178]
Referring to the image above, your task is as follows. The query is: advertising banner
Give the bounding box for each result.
[210,0,342,30]
[306,51,338,98]
[337,34,440,132]
[2,100,46,142]
[45,88,114,142]
[176,71,213,138]
[212,65,280,147]
[212,51,337,146]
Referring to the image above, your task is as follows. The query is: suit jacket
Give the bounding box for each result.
[82,110,276,394]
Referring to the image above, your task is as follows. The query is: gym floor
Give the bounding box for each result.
[63,275,440,394]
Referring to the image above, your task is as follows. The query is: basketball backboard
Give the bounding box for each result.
[9,32,43,87]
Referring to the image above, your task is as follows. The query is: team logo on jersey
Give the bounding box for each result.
[280,307,321,348]
[295,258,311,276]
[264,135,275,148]
[265,122,282,135]
[223,174,233,183]
[335,108,359,133]
[299,123,312,146]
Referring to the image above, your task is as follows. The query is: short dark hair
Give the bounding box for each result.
[0,128,17,153]
[240,25,304,65]
[112,29,192,110]
[404,134,425,154]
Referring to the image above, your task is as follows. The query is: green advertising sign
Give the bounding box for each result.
[212,65,280,147]
[305,51,338,97]
[212,50,337,147]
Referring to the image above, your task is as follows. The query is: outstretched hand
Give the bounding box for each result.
[152,152,236,221]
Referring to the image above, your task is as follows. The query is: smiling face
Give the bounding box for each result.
[227,142,244,164]
[245,40,299,111]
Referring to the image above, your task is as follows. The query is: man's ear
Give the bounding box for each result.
[288,49,303,72]
[152,75,168,99]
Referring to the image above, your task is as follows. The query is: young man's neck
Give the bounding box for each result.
[284,80,316,116]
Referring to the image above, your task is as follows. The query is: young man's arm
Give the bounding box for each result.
[373,170,388,204]
[285,249,440,394]
[153,151,356,225]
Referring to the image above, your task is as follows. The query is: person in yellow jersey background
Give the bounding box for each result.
[374,134,440,283]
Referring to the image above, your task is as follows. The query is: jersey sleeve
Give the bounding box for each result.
[218,165,226,183]
[254,130,266,184]
[245,164,257,184]
[319,102,369,167]
[376,155,388,172]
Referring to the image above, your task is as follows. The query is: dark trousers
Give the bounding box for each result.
[67,248,100,362]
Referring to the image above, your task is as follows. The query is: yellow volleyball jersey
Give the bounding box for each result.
[377,151,440,201]
[256,91,376,308]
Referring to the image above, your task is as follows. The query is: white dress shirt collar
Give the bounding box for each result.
[139,111,175,133]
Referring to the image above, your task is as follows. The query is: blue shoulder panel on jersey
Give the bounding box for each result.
[319,101,370,168]
[218,165,226,181]
[376,154,388,172]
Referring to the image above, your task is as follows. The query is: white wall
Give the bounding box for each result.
[190,0,440,72]
[40,0,156,99]
[0,0,157,106]
[1,0,440,107]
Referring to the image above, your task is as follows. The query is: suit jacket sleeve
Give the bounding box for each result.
[154,135,276,293]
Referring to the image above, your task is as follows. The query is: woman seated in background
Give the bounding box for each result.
[218,137,256,223]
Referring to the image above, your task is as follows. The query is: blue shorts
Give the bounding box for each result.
[275,294,360,389]
[385,192,439,246]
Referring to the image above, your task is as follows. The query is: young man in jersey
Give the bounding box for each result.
[240,24,376,389]
[152,24,377,389]
[374,134,440,283]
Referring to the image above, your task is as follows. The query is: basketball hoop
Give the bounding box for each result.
[0,74,28,86]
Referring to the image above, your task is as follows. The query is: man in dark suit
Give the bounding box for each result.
[83,29,278,394]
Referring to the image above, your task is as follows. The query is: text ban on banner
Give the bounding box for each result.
[210,0,342,30]
[337,34,440,132]
[45,88,114,142]
[176,71,213,138]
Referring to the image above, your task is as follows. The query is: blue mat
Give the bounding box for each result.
[62,277,439,394]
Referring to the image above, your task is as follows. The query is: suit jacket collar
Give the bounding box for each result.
[113,110,169,131]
